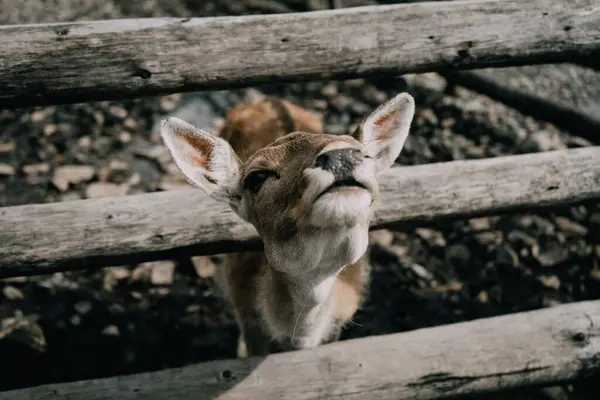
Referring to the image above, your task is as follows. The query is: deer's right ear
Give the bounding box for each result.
[352,92,415,172]
[160,117,242,206]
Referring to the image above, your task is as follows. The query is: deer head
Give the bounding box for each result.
[160,92,415,278]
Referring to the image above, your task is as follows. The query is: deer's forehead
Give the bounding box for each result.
[243,132,359,170]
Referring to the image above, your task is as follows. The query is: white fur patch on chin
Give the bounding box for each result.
[309,189,372,228]
[265,224,368,275]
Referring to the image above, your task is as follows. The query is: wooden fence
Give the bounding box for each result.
[0,301,598,400]
[1,146,600,278]
[1,0,599,398]
[0,0,599,109]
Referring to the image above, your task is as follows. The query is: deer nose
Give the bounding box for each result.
[314,148,363,176]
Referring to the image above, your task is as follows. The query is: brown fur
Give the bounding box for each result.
[220,97,323,162]
[218,97,370,357]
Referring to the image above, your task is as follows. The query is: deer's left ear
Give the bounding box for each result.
[352,92,415,172]
[160,117,242,207]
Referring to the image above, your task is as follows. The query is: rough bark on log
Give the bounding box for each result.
[0,0,599,109]
[0,147,599,278]
[442,64,600,144]
[0,300,599,399]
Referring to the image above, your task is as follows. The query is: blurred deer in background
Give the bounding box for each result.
[160,91,415,357]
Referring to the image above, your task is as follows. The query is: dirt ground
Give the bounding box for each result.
[0,0,599,398]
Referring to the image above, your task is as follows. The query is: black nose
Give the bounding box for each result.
[314,148,363,177]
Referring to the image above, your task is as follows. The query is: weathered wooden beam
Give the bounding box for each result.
[1,0,599,109]
[1,146,599,278]
[1,300,599,399]
[442,64,600,144]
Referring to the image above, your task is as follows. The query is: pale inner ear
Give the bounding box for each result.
[166,128,216,183]
[359,92,415,172]
[371,109,401,141]
[160,117,241,204]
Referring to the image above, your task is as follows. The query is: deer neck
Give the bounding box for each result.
[279,264,339,307]
[258,225,369,348]
[259,262,340,349]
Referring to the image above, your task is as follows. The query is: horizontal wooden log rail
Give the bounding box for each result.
[0,0,599,109]
[442,66,600,144]
[1,146,599,278]
[1,300,598,399]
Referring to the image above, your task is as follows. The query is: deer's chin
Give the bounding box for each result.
[308,188,372,228]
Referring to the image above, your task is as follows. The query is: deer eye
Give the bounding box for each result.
[243,170,278,194]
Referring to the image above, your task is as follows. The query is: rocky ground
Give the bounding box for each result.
[0,0,599,398]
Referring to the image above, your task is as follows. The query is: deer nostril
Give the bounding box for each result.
[315,153,330,170]
[315,148,363,173]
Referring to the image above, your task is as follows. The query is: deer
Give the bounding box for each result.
[160,91,415,357]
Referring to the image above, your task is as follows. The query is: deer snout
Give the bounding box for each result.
[314,148,363,180]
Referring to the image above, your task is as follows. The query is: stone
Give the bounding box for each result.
[119,131,132,144]
[349,101,370,115]
[0,142,16,152]
[74,301,92,315]
[0,163,15,176]
[124,118,137,130]
[93,111,105,125]
[1,276,27,283]
[477,290,489,303]
[101,325,120,337]
[103,266,131,291]
[160,93,182,112]
[148,261,176,285]
[554,216,588,236]
[311,99,328,110]
[369,229,394,248]
[410,263,432,280]
[131,264,152,282]
[78,136,92,149]
[52,165,95,191]
[538,275,561,290]
[86,182,128,198]
[191,256,216,278]
[2,286,24,300]
[389,245,410,262]
[98,159,130,183]
[43,124,57,136]
[120,173,138,187]
[330,94,353,111]
[30,110,45,122]
[109,267,130,281]
[536,246,569,268]
[321,83,338,98]
[415,228,446,247]
[22,163,50,175]
[524,130,567,152]
[420,109,439,126]
[132,144,171,167]
[468,217,491,230]
[108,105,127,119]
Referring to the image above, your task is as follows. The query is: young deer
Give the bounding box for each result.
[160,92,415,357]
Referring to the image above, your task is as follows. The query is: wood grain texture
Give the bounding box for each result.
[443,64,600,143]
[1,300,599,399]
[1,0,599,109]
[1,147,599,278]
